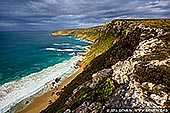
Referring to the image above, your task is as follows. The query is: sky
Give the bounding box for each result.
[0,0,170,31]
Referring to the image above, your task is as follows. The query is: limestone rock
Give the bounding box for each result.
[89,68,112,89]
[61,20,170,113]
[150,91,168,106]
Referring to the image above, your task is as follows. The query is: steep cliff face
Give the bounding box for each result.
[43,19,170,113]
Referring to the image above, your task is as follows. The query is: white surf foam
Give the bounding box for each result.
[53,43,70,46]
[56,49,85,52]
[75,38,93,44]
[42,47,88,52]
[75,45,83,49]
[0,56,83,113]
[45,48,57,51]
[69,52,76,56]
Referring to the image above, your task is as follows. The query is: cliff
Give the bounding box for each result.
[44,19,170,113]
[51,26,102,42]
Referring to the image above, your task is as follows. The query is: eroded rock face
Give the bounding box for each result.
[107,36,169,109]
[150,92,168,106]
[90,69,113,89]
[57,20,170,113]
[64,102,103,113]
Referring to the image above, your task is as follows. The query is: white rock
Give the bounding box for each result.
[150,92,168,106]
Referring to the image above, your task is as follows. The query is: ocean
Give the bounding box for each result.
[0,31,91,112]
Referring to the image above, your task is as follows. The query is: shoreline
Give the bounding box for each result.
[0,35,92,113]
[17,68,83,113]
[0,34,92,113]
[0,55,84,113]
[15,37,90,113]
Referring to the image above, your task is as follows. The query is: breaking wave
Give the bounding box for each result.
[0,56,83,113]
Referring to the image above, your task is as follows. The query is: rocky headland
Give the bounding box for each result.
[44,19,170,113]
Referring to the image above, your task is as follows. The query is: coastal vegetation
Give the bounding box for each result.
[42,19,170,113]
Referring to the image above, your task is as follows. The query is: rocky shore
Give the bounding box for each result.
[42,19,170,113]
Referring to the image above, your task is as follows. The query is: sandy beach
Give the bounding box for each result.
[18,68,83,113]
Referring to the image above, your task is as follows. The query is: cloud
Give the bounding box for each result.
[0,0,170,31]
[137,1,170,13]
[27,23,46,26]
[0,22,18,27]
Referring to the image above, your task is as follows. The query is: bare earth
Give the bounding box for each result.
[18,68,83,113]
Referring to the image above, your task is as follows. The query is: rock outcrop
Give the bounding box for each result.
[42,19,170,113]
[64,34,170,113]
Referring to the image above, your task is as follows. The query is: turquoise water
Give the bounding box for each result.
[0,31,91,113]
[0,31,91,85]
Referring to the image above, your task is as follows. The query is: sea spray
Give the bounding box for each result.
[0,56,83,113]
[0,31,92,113]
[0,32,91,86]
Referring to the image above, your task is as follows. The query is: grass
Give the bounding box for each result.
[42,19,170,113]
[142,19,170,32]
[58,78,115,112]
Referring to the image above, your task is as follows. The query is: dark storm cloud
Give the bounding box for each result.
[0,0,170,31]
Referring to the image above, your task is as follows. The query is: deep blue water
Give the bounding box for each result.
[0,31,91,85]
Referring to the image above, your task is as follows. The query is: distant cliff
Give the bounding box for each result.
[51,26,102,42]
[43,19,170,113]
